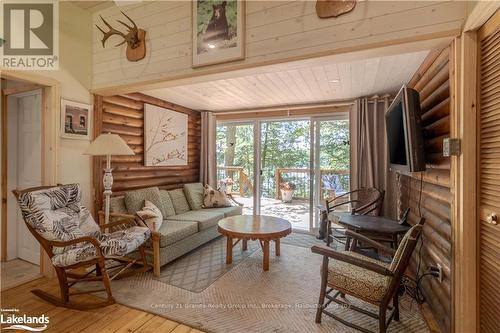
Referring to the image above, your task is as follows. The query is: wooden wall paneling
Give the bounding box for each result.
[92,93,201,212]
[397,46,452,333]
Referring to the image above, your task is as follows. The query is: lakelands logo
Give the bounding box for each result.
[1,1,59,70]
[1,308,49,331]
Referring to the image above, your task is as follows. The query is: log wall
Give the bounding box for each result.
[92,93,201,211]
[397,46,452,333]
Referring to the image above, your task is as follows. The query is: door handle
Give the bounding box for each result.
[486,213,498,225]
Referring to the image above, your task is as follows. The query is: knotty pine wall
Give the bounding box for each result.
[91,1,466,90]
[92,93,201,211]
[397,46,452,332]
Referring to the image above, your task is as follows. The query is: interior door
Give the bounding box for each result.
[16,90,42,265]
[478,13,500,333]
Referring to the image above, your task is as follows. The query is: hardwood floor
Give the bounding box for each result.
[0,277,205,333]
[1,258,41,290]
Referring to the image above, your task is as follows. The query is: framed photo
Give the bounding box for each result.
[144,104,188,166]
[60,99,92,140]
[192,0,245,67]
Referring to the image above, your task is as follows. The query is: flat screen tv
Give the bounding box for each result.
[385,85,426,172]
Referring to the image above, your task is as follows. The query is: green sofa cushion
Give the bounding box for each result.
[157,221,198,247]
[204,206,242,218]
[124,187,165,217]
[184,183,204,210]
[110,196,127,214]
[159,190,176,217]
[168,189,191,214]
[170,210,224,231]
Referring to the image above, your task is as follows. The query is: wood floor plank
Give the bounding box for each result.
[0,277,205,333]
[132,315,179,333]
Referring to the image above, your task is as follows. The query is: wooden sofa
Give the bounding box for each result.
[101,183,242,276]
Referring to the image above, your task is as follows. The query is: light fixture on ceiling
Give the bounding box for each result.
[329,79,340,83]
[208,43,216,49]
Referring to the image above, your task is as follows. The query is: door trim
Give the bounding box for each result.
[1,71,60,277]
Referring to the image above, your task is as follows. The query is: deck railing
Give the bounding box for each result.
[217,166,349,200]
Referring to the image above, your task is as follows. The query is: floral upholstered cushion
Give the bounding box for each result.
[17,184,100,244]
[168,189,191,214]
[17,184,151,267]
[51,226,151,267]
[327,251,390,303]
[202,185,232,208]
[136,200,163,231]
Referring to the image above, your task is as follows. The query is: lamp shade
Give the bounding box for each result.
[84,133,134,156]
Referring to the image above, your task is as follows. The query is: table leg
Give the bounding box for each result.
[263,240,270,271]
[242,239,248,251]
[275,239,280,256]
[226,236,233,264]
[344,235,351,251]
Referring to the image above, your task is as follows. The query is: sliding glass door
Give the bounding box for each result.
[216,122,255,215]
[259,120,312,231]
[216,114,350,233]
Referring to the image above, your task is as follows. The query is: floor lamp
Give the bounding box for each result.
[84,133,134,225]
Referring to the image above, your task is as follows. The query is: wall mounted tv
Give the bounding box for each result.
[385,85,426,172]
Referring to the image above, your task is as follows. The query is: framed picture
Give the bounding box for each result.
[192,0,245,67]
[60,99,92,140]
[144,104,188,166]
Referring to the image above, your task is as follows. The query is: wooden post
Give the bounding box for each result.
[239,169,244,196]
[275,168,281,199]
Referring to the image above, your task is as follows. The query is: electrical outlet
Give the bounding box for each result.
[436,263,443,283]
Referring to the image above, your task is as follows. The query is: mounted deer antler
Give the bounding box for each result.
[96,11,146,62]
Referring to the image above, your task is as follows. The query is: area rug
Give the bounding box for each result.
[157,233,324,292]
[106,243,429,333]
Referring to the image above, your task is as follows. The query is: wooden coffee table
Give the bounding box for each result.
[217,215,292,271]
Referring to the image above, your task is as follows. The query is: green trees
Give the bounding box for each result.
[216,120,350,197]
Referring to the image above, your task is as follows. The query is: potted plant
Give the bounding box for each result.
[280,181,296,203]
[220,177,234,194]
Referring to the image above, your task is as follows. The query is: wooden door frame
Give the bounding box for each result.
[1,70,60,277]
[452,6,499,333]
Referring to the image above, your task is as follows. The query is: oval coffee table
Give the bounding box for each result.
[218,215,292,271]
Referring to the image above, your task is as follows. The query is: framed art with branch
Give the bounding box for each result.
[144,104,188,166]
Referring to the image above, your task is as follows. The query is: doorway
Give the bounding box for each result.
[0,73,58,289]
[7,90,43,265]
[216,114,350,232]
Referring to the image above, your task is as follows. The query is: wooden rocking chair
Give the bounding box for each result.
[312,218,424,333]
[13,184,151,310]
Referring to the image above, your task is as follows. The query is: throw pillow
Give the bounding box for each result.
[136,200,163,231]
[159,190,176,217]
[184,183,204,210]
[124,187,166,218]
[168,189,191,214]
[202,185,232,208]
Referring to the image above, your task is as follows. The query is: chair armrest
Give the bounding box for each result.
[227,194,244,207]
[345,230,396,256]
[311,245,392,276]
[98,211,142,229]
[48,236,103,258]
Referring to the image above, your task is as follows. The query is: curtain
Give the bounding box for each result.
[200,111,217,187]
[350,95,396,218]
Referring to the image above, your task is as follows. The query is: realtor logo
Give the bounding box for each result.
[1,1,59,70]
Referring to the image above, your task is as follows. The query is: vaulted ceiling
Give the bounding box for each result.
[141,50,429,112]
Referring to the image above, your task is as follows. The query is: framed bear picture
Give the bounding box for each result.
[192,0,245,67]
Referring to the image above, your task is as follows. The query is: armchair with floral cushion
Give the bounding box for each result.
[13,184,151,310]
